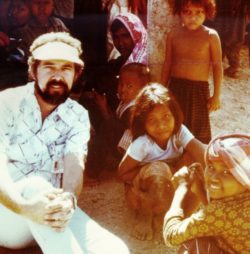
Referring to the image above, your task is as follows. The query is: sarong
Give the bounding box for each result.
[169,77,211,143]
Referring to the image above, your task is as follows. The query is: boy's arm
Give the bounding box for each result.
[184,139,208,208]
[208,31,223,111]
[185,138,206,167]
[93,90,113,120]
[117,154,140,183]
[161,32,173,86]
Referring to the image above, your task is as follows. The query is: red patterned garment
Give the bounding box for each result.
[112,12,148,66]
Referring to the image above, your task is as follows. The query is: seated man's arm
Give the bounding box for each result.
[62,108,90,200]
[63,153,84,199]
[0,153,62,225]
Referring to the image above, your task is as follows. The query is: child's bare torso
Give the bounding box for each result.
[170,26,213,81]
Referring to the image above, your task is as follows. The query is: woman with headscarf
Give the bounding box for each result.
[163,133,250,254]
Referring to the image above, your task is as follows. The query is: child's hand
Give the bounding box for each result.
[172,166,192,188]
[92,89,108,110]
[92,89,111,119]
[189,163,208,205]
[208,95,221,111]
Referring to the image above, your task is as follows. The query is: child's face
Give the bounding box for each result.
[118,71,143,103]
[9,1,31,27]
[31,0,54,24]
[145,104,175,148]
[205,161,247,200]
[180,3,206,30]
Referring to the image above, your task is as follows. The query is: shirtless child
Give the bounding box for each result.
[161,0,223,143]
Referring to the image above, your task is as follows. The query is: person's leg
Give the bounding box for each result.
[69,208,130,254]
[0,203,35,249]
[224,43,242,78]
[19,177,84,254]
[0,176,83,254]
[27,220,83,254]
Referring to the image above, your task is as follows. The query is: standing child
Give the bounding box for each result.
[164,133,250,254]
[161,0,223,143]
[118,83,205,241]
[85,63,150,180]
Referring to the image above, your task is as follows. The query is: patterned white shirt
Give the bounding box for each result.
[0,83,90,187]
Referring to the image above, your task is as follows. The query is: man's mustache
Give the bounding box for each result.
[46,80,68,88]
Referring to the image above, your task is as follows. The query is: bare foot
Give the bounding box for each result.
[131,211,153,240]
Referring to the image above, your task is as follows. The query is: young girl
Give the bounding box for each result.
[164,133,250,254]
[85,63,150,180]
[161,0,223,143]
[118,83,205,240]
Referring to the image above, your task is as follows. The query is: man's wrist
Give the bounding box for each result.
[68,192,77,209]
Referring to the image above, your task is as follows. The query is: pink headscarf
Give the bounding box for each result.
[205,133,250,189]
[112,12,148,66]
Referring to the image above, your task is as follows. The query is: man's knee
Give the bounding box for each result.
[16,176,53,199]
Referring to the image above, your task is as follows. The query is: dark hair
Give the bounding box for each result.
[173,0,216,20]
[110,19,127,34]
[131,83,184,140]
[119,63,151,85]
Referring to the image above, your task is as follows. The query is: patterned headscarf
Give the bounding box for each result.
[111,12,148,66]
[205,133,250,189]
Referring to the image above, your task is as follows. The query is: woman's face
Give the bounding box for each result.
[145,104,175,148]
[205,161,247,199]
[112,25,134,59]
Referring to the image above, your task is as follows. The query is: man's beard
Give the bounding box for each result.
[35,80,71,106]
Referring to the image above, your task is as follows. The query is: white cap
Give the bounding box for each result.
[32,41,84,66]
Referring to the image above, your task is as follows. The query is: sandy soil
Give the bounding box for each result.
[78,46,250,254]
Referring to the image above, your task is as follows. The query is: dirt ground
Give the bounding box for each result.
[0,47,249,254]
[78,46,250,254]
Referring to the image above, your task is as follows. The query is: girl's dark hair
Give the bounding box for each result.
[110,19,127,34]
[173,0,216,20]
[119,63,151,85]
[131,83,184,140]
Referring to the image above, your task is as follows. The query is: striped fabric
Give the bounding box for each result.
[169,77,211,144]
